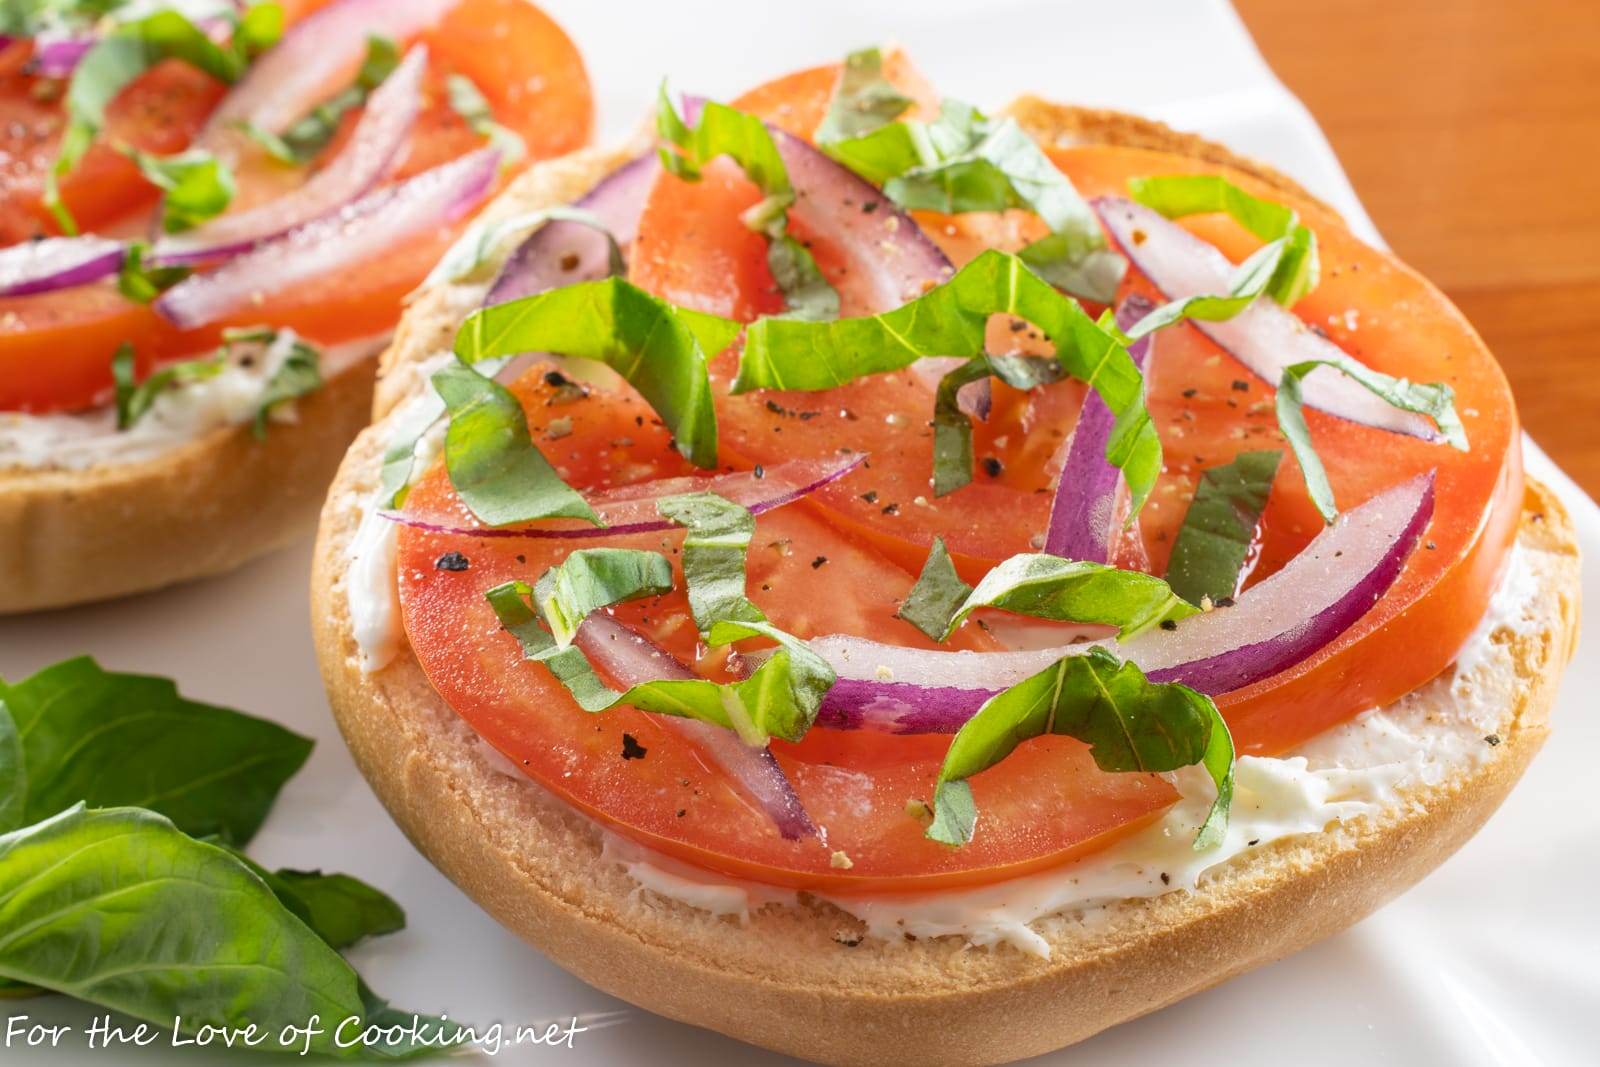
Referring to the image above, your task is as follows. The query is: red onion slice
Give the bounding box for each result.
[155,147,498,329]
[1043,294,1154,562]
[806,471,1435,731]
[201,0,456,144]
[486,152,661,307]
[1093,196,1438,440]
[153,45,427,266]
[0,236,124,296]
[30,34,95,77]
[386,452,865,540]
[575,615,815,840]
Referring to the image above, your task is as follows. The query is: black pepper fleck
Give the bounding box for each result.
[860,490,879,504]
[981,456,1004,478]
[1160,872,1170,885]
[1231,379,1250,392]
[1216,596,1236,608]
[811,556,829,569]
[434,551,470,572]
[1159,619,1178,631]
[1484,734,1501,747]
[881,503,900,515]
[621,734,648,761]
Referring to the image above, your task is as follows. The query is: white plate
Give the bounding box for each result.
[3,2,1595,1063]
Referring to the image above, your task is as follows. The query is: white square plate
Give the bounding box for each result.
[4,2,1595,1063]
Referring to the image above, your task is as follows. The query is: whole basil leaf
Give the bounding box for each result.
[739,249,1161,516]
[1165,450,1281,606]
[0,806,452,1058]
[929,647,1233,849]
[0,656,311,846]
[455,276,739,469]
[230,857,406,951]
[896,537,972,641]
[658,492,765,631]
[535,548,674,648]
[943,553,1198,641]
[431,358,598,528]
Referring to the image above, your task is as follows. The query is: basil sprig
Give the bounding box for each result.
[739,249,1162,516]
[657,89,840,320]
[821,94,1124,302]
[928,647,1234,850]
[814,46,913,143]
[896,536,972,641]
[1166,450,1281,606]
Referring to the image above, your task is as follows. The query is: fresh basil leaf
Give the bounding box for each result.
[445,72,526,166]
[658,89,840,320]
[815,46,912,143]
[252,331,322,438]
[928,647,1233,849]
[112,344,225,429]
[232,858,406,951]
[896,537,973,641]
[116,241,190,303]
[48,9,247,232]
[535,548,674,648]
[1278,355,1467,522]
[944,553,1198,641]
[930,358,989,496]
[740,249,1162,515]
[242,34,397,164]
[378,394,446,510]
[1129,174,1319,307]
[825,100,1123,301]
[123,146,236,233]
[927,780,975,845]
[0,806,455,1058]
[0,703,23,835]
[430,358,598,528]
[0,656,312,845]
[486,580,620,712]
[658,492,765,631]
[455,276,739,470]
[231,0,283,62]
[1165,450,1281,606]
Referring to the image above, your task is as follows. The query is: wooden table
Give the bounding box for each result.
[1235,0,1600,498]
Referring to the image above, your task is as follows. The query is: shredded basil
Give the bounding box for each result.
[931,358,990,496]
[896,536,972,640]
[251,330,321,438]
[1165,450,1281,606]
[739,249,1162,516]
[240,34,398,164]
[928,646,1234,850]
[111,342,222,429]
[814,46,912,143]
[430,357,599,527]
[1278,355,1467,521]
[658,492,766,631]
[941,553,1198,641]
[116,240,190,302]
[122,146,236,233]
[111,329,323,435]
[822,98,1124,301]
[445,72,526,166]
[536,548,674,648]
[657,89,840,320]
[455,276,740,470]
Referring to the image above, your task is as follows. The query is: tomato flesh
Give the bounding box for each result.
[0,0,592,412]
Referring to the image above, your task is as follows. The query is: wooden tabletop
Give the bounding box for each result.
[1235,0,1600,499]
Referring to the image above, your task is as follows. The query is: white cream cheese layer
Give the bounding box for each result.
[0,332,388,471]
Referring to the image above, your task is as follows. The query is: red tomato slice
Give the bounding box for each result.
[0,0,592,413]
[397,366,1176,891]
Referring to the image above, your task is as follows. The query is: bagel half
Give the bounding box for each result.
[310,102,1582,1065]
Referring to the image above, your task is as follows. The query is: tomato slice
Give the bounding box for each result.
[0,0,592,413]
[397,366,1176,891]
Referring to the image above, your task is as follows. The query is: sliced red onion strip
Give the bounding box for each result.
[155,147,499,329]
[1043,294,1155,562]
[575,615,815,840]
[30,34,94,77]
[201,0,456,144]
[486,152,661,307]
[806,471,1435,731]
[385,453,866,540]
[1093,196,1437,440]
[0,236,125,296]
[153,44,427,266]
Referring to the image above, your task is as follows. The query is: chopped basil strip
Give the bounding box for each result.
[740,249,1162,515]
[46,8,260,231]
[0,806,455,1058]
[1128,174,1319,308]
[814,46,912,143]
[1278,355,1467,522]
[1118,234,1308,341]
[455,276,740,469]
[657,89,840,320]
[486,580,620,711]
[535,548,674,648]
[928,647,1234,850]
[241,33,398,164]
[251,328,321,438]
[116,240,190,303]
[426,204,620,287]
[823,98,1123,301]
[1165,450,1281,606]
[942,553,1198,641]
[123,146,236,233]
[111,342,223,429]
[896,536,972,641]
[431,357,598,527]
[445,72,527,166]
[0,655,312,845]
[931,357,991,496]
[659,492,765,630]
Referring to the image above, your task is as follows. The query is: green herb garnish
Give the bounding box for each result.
[250,328,321,438]
[425,204,622,287]
[1165,450,1281,606]
[240,33,398,164]
[446,71,526,166]
[940,553,1198,641]
[123,146,236,233]
[536,548,674,648]
[658,491,766,631]
[896,536,972,641]
[116,241,191,303]
[814,46,913,143]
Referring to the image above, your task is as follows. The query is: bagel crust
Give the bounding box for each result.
[310,104,1582,1065]
[0,357,376,615]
